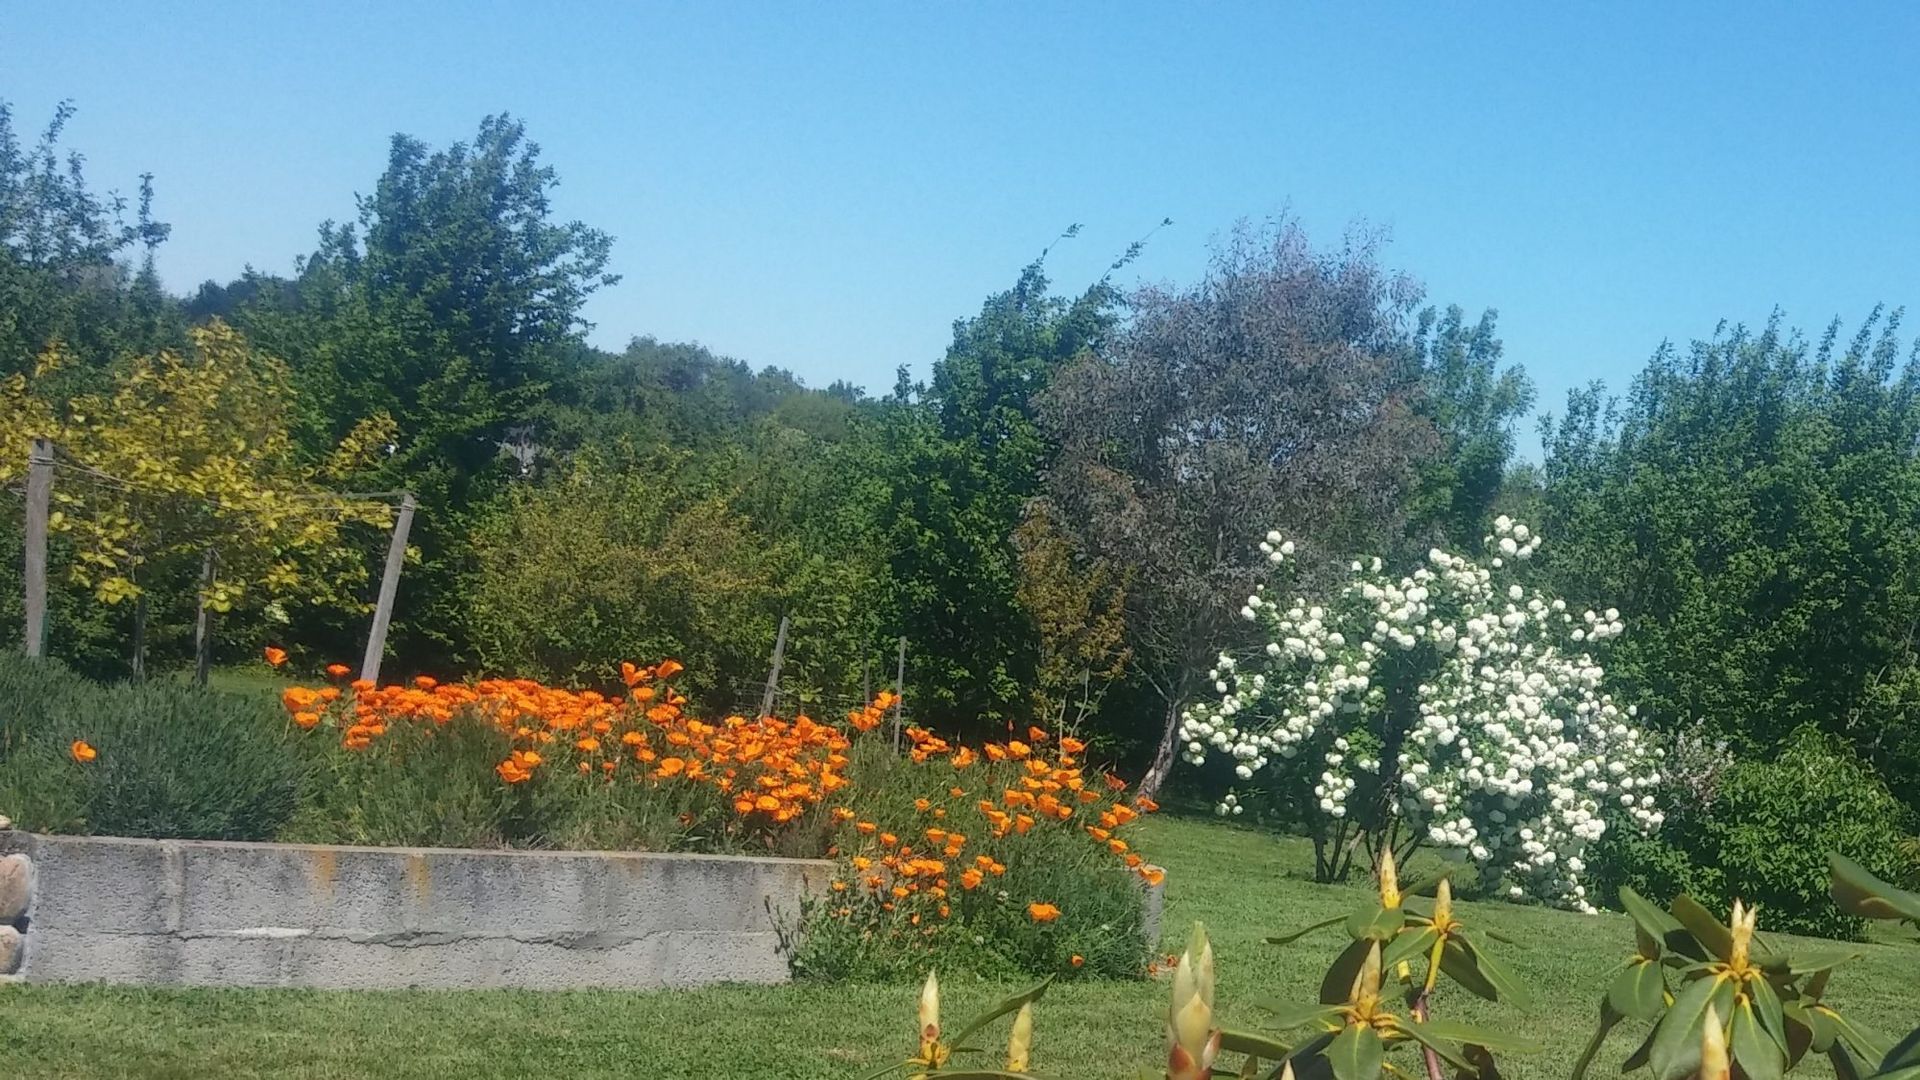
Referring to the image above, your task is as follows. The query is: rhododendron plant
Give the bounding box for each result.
[1178,517,1662,909]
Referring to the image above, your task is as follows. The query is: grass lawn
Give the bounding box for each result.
[1,815,1914,1079]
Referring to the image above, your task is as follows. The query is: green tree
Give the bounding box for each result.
[1540,310,1920,810]
[874,256,1117,733]
[235,114,618,667]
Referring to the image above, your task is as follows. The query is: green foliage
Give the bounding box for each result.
[1597,727,1911,940]
[1571,871,1904,1080]
[1540,312,1920,811]
[0,654,301,839]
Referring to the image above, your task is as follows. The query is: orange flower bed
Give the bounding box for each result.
[279,659,1160,972]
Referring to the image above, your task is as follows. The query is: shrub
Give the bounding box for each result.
[1179,516,1661,909]
[0,654,302,839]
[1681,726,1909,940]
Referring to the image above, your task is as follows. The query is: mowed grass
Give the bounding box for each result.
[1,815,1914,1079]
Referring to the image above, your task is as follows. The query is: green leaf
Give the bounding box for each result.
[1831,1042,1866,1080]
[1803,1004,1840,1053]
[1730,995,1786,1080]
[1221,1029,1296,1061]
[1346,903,1407,943]
[1381,926,1441,971]
[1398,1021,1477,1071]
[1781,1001,1816,1066]
[1760,946,1862,979]
[1571,1002,1624,1080]
[1882,1027,1920,1073]
[1823,1008,1891,1065]
[1455,931,1532,1009]
[1648,972,1734,1080]
[1269,914,1349,946]
[1412,1019,1542,1055]
[1619,887,1684,957]
[1438,937,1501,1003]
[854,1060,914,1080]
[1321,939,1375,1005]
[1747,975,1788,1051]
[1873,1067,1920,1080]
[947,974,1054,1053]
[1607,959,1668,1022]
[1325,1024,1385,1080]
[1669,895,1733,961]
[1622,1023,1660,1073]
[1251,1002,1346,1033]
[926,1073,1039,1079]
[1830,852,1920,924]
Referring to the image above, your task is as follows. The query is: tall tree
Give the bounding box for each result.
[1038,221,1444,795]
[875,256,1117,732]
[236,114,618,666]
[1539,310,1920,810]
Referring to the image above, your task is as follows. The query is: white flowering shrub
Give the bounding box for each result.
[1178,516,1663,911]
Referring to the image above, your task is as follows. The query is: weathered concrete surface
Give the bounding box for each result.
[0,831,830,989]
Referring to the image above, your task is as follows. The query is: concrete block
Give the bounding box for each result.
[0,853,31,921]
[25,836,177,933]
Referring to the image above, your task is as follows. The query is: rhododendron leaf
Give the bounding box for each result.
[1438,937,1501,1002]
[1830,853,1920,925]
[947,975,1054,1054]
[1823,1008,1890,1065]
[1381,925,1440,970]
[1607,958,1667,1021]
[1830,1042,1866,1080]
[1747,975,1788,1051]
[1618,887,1683,959]
[1325,1023,1385,1080]
[1621,1020,1660,1073]
[1397,1021,1476,1070]
[1668,896,1732,962]
[1220,1028,1296,1061]
[1731,994,1785,1080]
[1760,946,1859,979]
[1412,1019,1541,1055]
[1649,972,1735,1080]
[1251,1002,1344,1033]
[1883,1027,1920,1073]
[1320,939,1374,1005]
[1454,932,1530,1009]
[1267,914,1347,946]
[1345,903,1405,943]
[1569,1001,1624,1080]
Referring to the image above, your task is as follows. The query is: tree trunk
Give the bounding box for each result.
[130,591,148,681]
[1136,698,1184,799]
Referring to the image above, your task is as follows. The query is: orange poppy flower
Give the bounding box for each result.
[263,646,288,667]
[1027,902,1061,923]
[1070,954,1085,968]
[655,659,684,679]
[960,868,984,890]
[69,739,97,763]
[324,663,351,679]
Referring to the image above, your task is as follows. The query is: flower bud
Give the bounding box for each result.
[1432,876,1454,929]
[1700,1004,1730,1080]
[1006,1002,1033,1072]
[1167,922,1221,1080]
[1377,848,1401,909]
[917,970,941,1061]
[1728,899,1757,970]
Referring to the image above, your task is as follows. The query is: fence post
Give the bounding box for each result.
[22,438,53,658]
[759,614,789,718]
[359,493,416,685]
[193,549,216,686]
[890,635,907,753]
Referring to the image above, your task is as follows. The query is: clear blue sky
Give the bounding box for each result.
[6,3,1918,453]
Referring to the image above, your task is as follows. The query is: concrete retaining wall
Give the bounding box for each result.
[0,831,830,990]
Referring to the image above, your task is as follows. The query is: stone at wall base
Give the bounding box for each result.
[0,925,21,975]
[0,853,30,921]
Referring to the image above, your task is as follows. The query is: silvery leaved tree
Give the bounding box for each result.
[1179,516,1663,909]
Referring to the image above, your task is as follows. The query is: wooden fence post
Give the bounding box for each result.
[890,636,907,753]
[759,614,789,718]
[22,438,52,658]
[193,549,216,686]
[359,493,416,685]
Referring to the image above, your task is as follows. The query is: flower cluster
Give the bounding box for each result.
[1179,517,1662,910]
[281,658,852,830]
[823,724,1162,933]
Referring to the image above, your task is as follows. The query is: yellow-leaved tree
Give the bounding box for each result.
[0,319,396,670]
